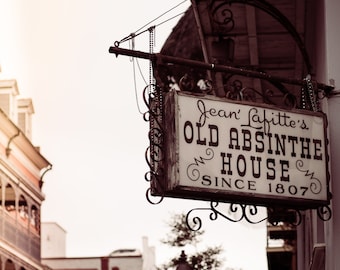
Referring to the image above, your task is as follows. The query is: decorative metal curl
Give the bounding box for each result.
[146,187,164,205]
[163,71,301,110]
[225,79,243,100]
[178,75,214,94]
[241,87,258,102]
[143,82,166,205]
[179,74,195,91]
[223,75,298,109]
[267,207,302,226]
[282,92,297,108]
[295,159,322,195]
[220,203,268,224]
[317,205,332,221]
[183,202,337,231]
[185,202,268,231]
[185,202,218,231]
[148,128,163,151]
[210,3,235,33]
[142,84,159,109]
[144,145,163,173]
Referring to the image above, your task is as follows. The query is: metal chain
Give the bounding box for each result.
[301,84,307,109]
[304,74,318,112]
[149,26,156,94]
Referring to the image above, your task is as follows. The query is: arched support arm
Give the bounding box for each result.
[39,164,53,188]
[6,129,20,157]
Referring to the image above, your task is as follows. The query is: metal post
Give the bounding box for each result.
[108,46,334,94]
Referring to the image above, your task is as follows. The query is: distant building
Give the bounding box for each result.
[41,224,156,270]
[0,78,52,269]
[41,222,67,259]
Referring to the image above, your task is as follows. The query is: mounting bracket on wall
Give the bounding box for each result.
[6,129,20,157]
[39,164,53,188]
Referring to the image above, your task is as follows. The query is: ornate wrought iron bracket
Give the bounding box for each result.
[143,85,165,205]
[184,202,332,231]
[109,46,333,97]
[109,46,334,229]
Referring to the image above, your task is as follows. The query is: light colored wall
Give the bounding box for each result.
[109,257,143,270]
[42,256,143,270]
[43,257,101,269]
[41,222,67,258]
[142,236,156,270]
[41,235,153,270]
[317,0,340,269]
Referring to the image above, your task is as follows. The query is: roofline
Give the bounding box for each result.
[0,107,51,169]
[42,255,143,260]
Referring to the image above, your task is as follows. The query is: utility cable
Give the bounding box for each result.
[121,0,188,114]
[134,0,187,34]
[115,0,188,47]
[130,35,145,115]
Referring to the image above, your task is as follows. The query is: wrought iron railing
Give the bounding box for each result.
[0,209,41,262]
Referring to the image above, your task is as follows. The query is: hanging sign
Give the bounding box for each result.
[156,91,330,208]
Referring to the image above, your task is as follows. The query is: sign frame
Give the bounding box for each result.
[151,90,330,209]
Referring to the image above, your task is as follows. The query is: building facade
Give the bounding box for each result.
[0,79,51,270]
[41,228,157,270]
[308,1,340,269]
[41,223,67,259]
[262,1,340,269]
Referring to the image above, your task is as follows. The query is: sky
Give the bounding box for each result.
[0,1,268,269]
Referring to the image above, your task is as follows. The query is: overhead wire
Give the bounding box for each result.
[115,0,188,47]
[134,0,187,34]
[126,0,189,114]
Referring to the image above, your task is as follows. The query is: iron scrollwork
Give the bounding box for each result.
[173,72,299,110]
[183,201,333,230]
[317,205,332,222]
[188,202,267,230]
[185,202,305,231]
[210,3,235,34]
[143,84,165,205]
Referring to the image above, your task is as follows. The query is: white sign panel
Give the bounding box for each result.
[169,92,329,207]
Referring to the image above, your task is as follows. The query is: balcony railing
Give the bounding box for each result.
[0,209,41,262]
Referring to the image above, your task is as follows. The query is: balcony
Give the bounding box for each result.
[0,208,41,262]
